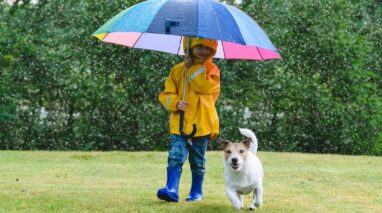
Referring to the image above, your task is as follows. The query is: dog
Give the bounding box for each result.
[220,128,264,211]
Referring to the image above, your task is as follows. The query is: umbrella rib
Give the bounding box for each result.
[205,0,223,42]
[256,46,264,61]
[177,36,183,55]
[132,32,144,48]
[196,0,199,38]
[103,33,110,41]
[220,3,246,45]
[221,41,226,59]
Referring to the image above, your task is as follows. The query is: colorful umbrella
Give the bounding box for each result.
[92,0,281,61]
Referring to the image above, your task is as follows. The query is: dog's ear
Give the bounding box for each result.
[218,138,231,150]
[242,138,252,149]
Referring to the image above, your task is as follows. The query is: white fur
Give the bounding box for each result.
[224,128,264,210]
[239,128,258,154]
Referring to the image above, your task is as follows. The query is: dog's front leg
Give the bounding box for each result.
[249,186,263,210]
[249,189,257,211]
[226,187,242,210]
[254,186,263,207]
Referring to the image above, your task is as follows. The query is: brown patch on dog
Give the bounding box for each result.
[242,138,252,149]
[222,141,250,161]
[236,142,249,160]
[223,143,234,160]
[218,138,232,150]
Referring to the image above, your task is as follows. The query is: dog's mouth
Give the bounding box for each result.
[231,163,240,170]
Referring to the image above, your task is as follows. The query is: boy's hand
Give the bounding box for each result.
[184,57,194,68]
[177,100,187,111]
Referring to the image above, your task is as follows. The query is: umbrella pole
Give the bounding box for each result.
[182,37,191,102]
[179,37,197,141]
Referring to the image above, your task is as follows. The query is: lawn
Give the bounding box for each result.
[0,151,381,213]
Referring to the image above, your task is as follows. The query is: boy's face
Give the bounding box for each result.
[191,45,213,61]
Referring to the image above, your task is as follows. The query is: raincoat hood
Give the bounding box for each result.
[183,37,218,62]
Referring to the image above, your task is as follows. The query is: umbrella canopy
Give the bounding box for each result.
[93,0,281,60]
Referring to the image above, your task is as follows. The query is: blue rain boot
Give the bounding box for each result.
[157,166,182,202]
[186,173,204,201]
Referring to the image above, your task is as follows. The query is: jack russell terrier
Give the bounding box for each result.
[220,128,264,211]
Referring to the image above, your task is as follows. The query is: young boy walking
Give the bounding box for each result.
[157,37,220,202]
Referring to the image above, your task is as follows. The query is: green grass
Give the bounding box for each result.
[0,151,381,213]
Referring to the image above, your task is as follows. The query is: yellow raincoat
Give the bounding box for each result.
[158,37,220,140]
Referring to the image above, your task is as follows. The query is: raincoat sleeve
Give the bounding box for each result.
[158,68,181,113]
[189,65,220,103]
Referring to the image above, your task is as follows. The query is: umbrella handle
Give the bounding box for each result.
[179,111,197,138]
[178,37,196,138]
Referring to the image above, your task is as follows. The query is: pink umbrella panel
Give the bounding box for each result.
[95,32,281,61]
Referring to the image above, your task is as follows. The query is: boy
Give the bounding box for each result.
[157,37,220,202]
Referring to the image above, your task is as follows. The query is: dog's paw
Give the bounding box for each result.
[233,202,242,210]
[255,200,262,207]
[249,205,256,211]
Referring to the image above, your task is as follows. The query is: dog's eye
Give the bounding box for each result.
[239,150,245,153]
[225,150,232,154]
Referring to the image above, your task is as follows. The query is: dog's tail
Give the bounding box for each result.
[239,128,258,154]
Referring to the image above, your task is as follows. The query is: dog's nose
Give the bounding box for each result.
[231,157,238,163]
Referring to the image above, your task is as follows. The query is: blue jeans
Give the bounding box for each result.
[167,134,209,175]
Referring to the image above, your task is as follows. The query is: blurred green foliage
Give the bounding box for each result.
[0,0,381,155]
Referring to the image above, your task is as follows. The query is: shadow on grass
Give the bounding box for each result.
[152,200,238,213]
